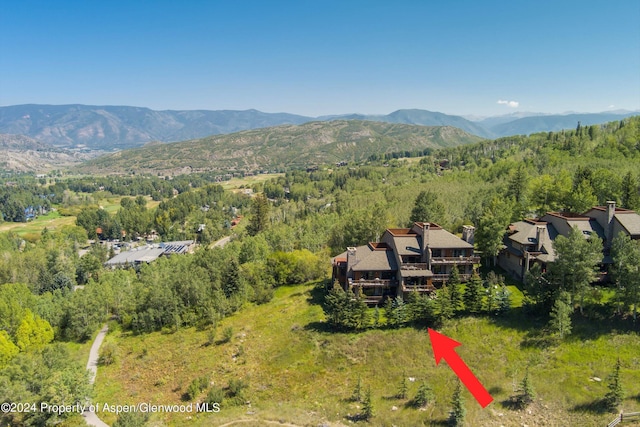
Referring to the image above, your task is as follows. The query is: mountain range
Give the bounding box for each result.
[2,104,636,150]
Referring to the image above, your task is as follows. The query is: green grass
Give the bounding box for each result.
[0,210,76,237]
[220,173,284,191]
[93,284,640,426]
[0,196,161,240]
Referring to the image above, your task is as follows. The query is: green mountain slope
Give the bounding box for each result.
[74,120,483,175]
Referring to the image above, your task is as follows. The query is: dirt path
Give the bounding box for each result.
[82,324,110,427]
[211,235,232,248]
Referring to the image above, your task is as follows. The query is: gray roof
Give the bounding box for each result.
[105,240,195,266]
[508,221,558,245]
[105,247,165,266]
[615,212,640,236]
[426,228,473,249]
[393,236,422,255]
[566,219,605,240]
[334,245,398,272]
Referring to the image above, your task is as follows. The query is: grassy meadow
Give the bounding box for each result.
[0,210,76,239]
[93,283,640,427]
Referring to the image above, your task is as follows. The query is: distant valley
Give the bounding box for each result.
[1,104,637,151]
[0,133,100,173]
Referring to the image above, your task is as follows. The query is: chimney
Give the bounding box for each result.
[606,201,616,247]
[462,225,475,245]
[421,222,430,254]
[346,247,357,279]
[535,225,545,252]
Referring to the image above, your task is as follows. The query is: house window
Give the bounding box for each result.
[432,249,442,257]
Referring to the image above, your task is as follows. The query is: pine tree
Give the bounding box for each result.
[520,369,535,404]
[463,272,484,314]
[373,306,380,328]
[351,376,362,402]
[246,194,270,236]
[549,291,572,339]
[484,284,498,314]
[496,284,511,315]
[512,369,536,408]
[412,382,434,408]
[222,257,241,298]
[604,358,624,412]
[448,267,463,313]
[396,371,408,399]
[385,296,407,328]
[324,282,350,329]
[621,172,640,210]
[448,380,466,426]
[361,386,374,421]
[437,285,454,321]
[407,291,437,326]
[350,287,370,330]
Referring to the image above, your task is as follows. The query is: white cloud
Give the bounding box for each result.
[497,99,519,108]
[607,104,615,109]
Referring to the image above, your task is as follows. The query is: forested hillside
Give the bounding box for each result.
[0,116,638,426]
[74,120,482,175]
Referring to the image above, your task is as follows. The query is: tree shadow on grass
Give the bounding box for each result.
[303,320,338,333]
[427,419,449,426]
[344,413,368,423]
[306,281,329,306]
[571,398,610,414]
[519,329,556,349]
[488,307,547,333]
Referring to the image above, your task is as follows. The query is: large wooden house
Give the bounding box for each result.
[332,222,478,304]
[498,201,640,282]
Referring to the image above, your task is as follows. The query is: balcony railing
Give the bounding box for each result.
[362,295,385,304]
[432,273,472,282]
[400,263,428,270]
[402,284,436,293]
[348,279,395,287]
[430,256,481,264]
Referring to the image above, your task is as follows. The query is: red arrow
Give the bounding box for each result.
[428,328,493,408]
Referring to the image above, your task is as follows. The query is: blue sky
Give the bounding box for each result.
[1,0,639,117]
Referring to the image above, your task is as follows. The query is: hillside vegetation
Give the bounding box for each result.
[0,116,639,427]
[74,120,482,175]
[0,134,97,173]
[94,283,640,427]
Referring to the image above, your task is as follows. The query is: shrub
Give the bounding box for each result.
[228,377,248,397]
[206,386,225,407]
[185,375,210,401]
[221,326,233,344]
[98,341,118,366]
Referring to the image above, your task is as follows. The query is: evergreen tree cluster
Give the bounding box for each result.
[323,271,512,331]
